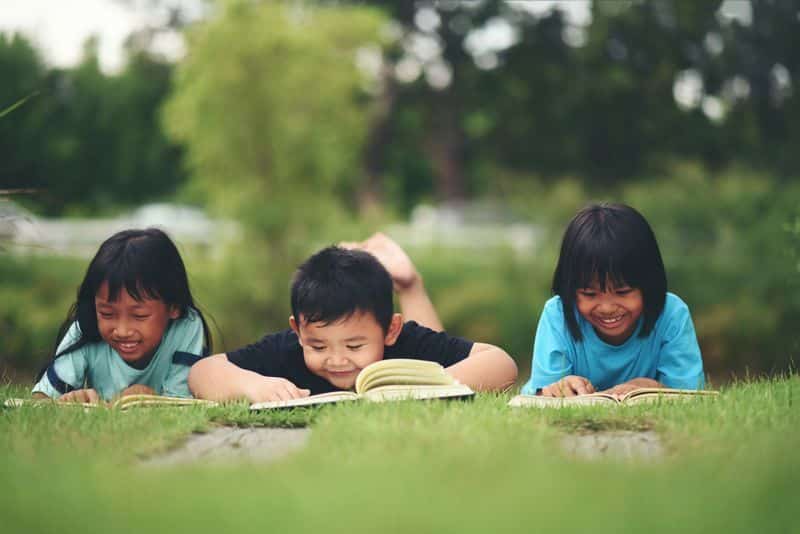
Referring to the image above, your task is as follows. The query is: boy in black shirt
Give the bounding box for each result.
[189,233,518,402]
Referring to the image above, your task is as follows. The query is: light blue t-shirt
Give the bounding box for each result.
[32,307,206,400]
[520,293,704,394]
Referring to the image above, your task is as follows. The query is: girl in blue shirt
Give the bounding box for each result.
[32,228,212,403]
[520,203,705,398]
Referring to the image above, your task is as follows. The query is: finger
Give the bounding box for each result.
[574,381,590,395]
[585,381,596,394]
[561,380,577,397]
[298,388,311,398]
[86,389,101,404]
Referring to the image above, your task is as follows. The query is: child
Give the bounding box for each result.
[520,203,705,398]
[189,234,518,402]
[32,228,212,403]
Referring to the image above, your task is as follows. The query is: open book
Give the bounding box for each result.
[4,394,217,410]
[508,388,719,408]
[250,358,474,410]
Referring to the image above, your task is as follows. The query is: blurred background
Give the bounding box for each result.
[1,0,798,385]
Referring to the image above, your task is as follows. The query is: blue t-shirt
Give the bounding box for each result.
[520,293,704,394]
[32,307,206,400]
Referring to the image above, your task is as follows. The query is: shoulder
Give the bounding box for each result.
[543,295,564,313]
[661,292,691,320]
[171,307,203,333]
[231,328,300,361]
[654,292,693,334]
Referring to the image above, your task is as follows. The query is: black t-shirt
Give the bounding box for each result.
[227,321,474,395]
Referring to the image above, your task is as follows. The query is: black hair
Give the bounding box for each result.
[552,203,667,341]
[37,228,212,380]
[291,246,394,332]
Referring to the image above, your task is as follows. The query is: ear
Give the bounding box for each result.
[383,313,403,346]
[168,305,181,320]
[289,315,301,338]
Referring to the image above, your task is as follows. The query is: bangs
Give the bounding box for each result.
[572,228,641,291]
[92,238,167,303]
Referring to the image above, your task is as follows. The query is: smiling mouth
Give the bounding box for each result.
[114,341,141,353]
[595,315,626,327]
[327,369,356,376]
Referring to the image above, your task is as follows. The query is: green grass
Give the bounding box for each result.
[1,378,798,534]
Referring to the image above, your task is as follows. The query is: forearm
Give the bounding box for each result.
[397,278,444,332]
[188,354,261,401]
[446,343,518,392]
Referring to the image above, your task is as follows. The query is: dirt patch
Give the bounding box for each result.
[561,430,663,461]
[144,427,311,466]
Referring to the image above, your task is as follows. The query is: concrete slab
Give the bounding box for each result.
[144,427,311,466]
[561,430,663,461]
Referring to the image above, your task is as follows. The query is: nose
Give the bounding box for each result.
[113,320,134,338]
[327,352,349,367]
[595,298,620,315]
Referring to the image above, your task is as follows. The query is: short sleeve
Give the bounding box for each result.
[656,304,705,389]
[162,309,207,398]
[386,322,473,367]
[31,323,88,398]
[227,330,294,377]
[520,299,573,394]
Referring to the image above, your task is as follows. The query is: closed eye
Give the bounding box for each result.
[310,346,326,351]
[133,315,151,320]
[347,344,365,350]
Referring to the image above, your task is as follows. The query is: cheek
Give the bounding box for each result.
[353,349,383,368]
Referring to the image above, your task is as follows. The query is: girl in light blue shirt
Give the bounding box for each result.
[520,203,705,397]
[32,228,212,403]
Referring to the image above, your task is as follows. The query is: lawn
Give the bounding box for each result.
[1,377,797,534]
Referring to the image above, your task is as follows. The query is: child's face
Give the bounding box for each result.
[576,280,643,345]
[95,282,180,367]
[291,311,402,390]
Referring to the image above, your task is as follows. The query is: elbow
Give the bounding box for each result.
[498,349,519,391]
[188,353,224,398]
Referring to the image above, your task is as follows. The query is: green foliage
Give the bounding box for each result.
[0,34,186,215]
[163,0,389,335]
[0,256,85,379]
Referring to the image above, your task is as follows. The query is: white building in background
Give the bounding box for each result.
[1,201,239,257]
[387,203,541,257]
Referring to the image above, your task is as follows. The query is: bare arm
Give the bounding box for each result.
[445,342,518,392]
[188,353,310,402]
[341,232,444,331]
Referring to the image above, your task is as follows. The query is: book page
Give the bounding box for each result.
[622,388,719,405]
[3,397,102,409]
[355,359,454,393]
[361,383,474,402]
[249,391,359,411]
[113,395,218,410]
[508,393,618,408]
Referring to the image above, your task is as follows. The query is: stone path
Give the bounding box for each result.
[143,427,311,466]
[145,427,662,466]
[560,430,664,461]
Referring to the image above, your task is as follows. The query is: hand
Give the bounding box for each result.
[247,377,311,403]
[340,233,420,291]
[540,375,595,397]
[601,381,645,400]
[58,388,102,404]
[119,384,156,397]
